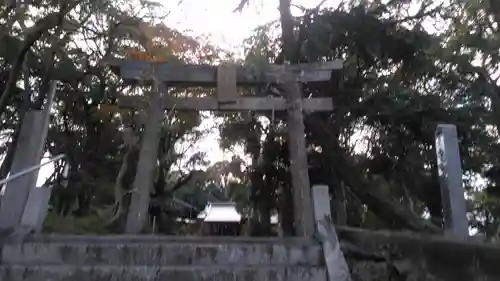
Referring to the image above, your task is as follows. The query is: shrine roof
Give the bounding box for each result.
[197,202,278,224]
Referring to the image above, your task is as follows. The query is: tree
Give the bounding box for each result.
[0,0,226,234]
[224,0,500,238]
[442,0,500,239]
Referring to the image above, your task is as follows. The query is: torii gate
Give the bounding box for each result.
[106,58,343,236]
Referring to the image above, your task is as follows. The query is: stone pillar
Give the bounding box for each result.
[435,124,468,240]
[125,80,164,234]
[20,81,57,232]
[283,78,315,237]
[0,81,57,232]
[312,185,351,281]
[20,185,52,232]
[0,112,44,231]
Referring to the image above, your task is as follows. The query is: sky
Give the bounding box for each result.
[162,0,336,53]
[33,0,339,186]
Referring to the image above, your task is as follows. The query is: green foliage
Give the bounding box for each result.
[43,211,110,234]
[0,0,229,234]
[216,0,500,236]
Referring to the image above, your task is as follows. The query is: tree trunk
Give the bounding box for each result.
[278,0,298,64]
[249,156,262,236]
[279,183,295,236]
[106,148,133,225]
[333,182,347,225]
[258,179,272,236]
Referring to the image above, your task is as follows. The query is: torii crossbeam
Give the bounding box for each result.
[106,59,343,86]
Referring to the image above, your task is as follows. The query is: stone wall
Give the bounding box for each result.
[338,226,500,281]
[0,235,326,281]
[1,228,500,281]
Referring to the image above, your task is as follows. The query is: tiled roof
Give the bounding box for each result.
[197,202,278,224]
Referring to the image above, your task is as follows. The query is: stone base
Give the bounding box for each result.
[4,227,500,281]
[0,235,326,281]
[0,265,326,281]
[1,235,322,266]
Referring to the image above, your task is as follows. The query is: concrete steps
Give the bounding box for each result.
[0,235,326,281]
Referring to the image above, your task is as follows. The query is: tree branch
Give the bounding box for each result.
[0,1,80,118]
[170,171,194,193]
[311,116,442,233]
